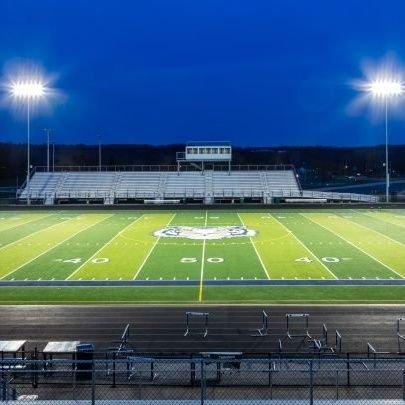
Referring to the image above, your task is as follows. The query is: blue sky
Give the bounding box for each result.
[0,0,405,146]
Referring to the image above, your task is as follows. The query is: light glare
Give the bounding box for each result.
[369,80,403,97]
[11,82,45,98]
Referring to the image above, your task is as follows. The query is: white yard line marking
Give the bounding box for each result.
[1,215,112,280]
[66,215,144,280]
[302,214,405,279]
[237,213,270,279]
[271,215,338,280]
[0,213,54,233]
[356,210,405,230]
[0,215,72,252]
[344,211,405,247]
[132,214,176,280]
[198,211,208,302]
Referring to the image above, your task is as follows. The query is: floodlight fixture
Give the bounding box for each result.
[11,81,45,98]
[369,80,403,97]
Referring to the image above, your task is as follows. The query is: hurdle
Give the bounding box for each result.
[248,310,270,337]
[184,312,209,337]
[397,318,405,351]
[285,313,312,340]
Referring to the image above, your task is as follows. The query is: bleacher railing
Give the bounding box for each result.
[2,355,405,404]
[34,164,296,172]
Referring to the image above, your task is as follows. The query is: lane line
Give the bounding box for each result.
[66,215,144,280]
[133,214,177,280]
[237,213,270,279]
[270,214,338,280]
[198,211,208,302]
[1,215,111,280]
[302,214,405,279]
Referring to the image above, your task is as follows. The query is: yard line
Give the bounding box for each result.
[344,211,405,247]
[0,216,110,280]
[302,214,405,279]
[198,211,208,302]
[361,211,405,230]
[0,215,71,252]
[237,213,270,279]
[0,213,53,232]
[132,214,176,280]
[271,215,338,280]
[66,215,144,280]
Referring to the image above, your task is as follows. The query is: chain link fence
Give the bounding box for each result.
[2,355,405,403]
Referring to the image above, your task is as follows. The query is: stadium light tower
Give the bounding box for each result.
[368,79,403,202]
[10,81,45,204]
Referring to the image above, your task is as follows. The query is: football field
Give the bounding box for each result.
[1,208,405,304]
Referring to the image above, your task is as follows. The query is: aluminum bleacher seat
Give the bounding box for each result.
[165,172,205,198]
[115,172,162,198]
[18,172,63,202]
[212,171,264,197]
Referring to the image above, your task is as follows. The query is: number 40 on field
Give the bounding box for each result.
[295,257,349,263]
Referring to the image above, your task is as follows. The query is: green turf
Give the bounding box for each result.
[0,285,404,304]
[0,208,405,303]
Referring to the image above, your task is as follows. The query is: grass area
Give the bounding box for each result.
[0,208,405,303]
[0,285,404,304]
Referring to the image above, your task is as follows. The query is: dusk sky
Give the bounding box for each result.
[1,0,405,146]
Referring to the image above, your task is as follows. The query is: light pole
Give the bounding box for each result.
[368,80,403,203]
[11,81,45,204]
[43,128,52,172]
[98,134,102,171]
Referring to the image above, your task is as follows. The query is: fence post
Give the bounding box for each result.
[91,361,95,405]
[309,360,314,405]
[32,347,38,388]
[200,359,205,405]
[336,370,339,400]
[1,379,6,401]
[346,353,351,386]
[112,352,116,388]
[402,369,405,401]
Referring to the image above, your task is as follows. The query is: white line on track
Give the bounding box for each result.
[66,215,144,280]
[302,213,405,279]
[132,214,176,280]
[0,215,112,280]
[237,213,270,279]
[270,214,339,280]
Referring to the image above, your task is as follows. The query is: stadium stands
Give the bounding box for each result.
[18,167,378,204]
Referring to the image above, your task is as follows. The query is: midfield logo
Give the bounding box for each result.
[154,226,256,240]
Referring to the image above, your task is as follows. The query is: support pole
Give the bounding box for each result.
[27,100,31,205]
[385,98,389,203]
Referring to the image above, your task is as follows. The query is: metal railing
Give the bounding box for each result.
[33,164,296,172]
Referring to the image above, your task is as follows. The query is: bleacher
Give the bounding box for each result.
[165,172,205,198]
[18,167,378,204]
[212,171,264,197]
[57,172,117,199]
[18,172,63,204]
[115,172,162,199]
[265,170,301,194]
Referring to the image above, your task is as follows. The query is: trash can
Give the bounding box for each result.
[76,343,94,380]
